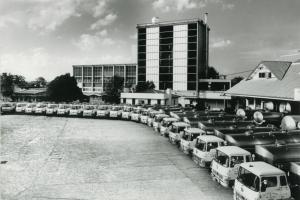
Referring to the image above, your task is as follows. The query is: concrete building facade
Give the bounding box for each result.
[137,18,209,92]
[73,64,137,97]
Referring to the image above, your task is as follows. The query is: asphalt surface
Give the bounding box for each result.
[1,115,232,200]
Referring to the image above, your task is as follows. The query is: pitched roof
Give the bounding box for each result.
[15,88,47,95]
[225,62,300,101]
[260,61,291,80]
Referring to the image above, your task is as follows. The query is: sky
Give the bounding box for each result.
[0,0,300,81]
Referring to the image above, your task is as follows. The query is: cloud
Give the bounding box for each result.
[152,0,204,12]
[73,32,116,52]
[93,0,107,17]
[27,0,81,33]
[211,38,232,48]
[0,13,20,28]
[90,13,117,30]
[222,3,235,10]
[152,0,235,12]
[129,33,137,40]
[0,0,82,33]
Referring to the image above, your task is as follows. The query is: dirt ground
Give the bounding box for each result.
[0,115,232,200]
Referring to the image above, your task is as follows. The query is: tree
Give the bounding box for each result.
[135,81,155,92]
[207,66,220,79]
[35,77,47,87]
[102,75,124,104]
[0,73,14,97]
[46,73,83,102]
[231,76,244,87]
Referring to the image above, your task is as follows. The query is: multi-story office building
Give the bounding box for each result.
[137,18,209,92]
[72,64,136,96]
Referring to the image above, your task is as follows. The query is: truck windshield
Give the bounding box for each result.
[195,140,206,151]
[230,156,245,167]
[215,150,229,168]
[207,142,219,152]
[48,104,57,108]
[237,167,260,192]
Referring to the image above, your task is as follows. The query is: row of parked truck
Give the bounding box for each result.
[1,101,300,200]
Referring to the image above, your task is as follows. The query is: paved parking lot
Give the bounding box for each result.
[1,115,232,200]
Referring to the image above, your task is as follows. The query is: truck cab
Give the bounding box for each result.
[109,106,122,119]
[160,117,179,136]
[46,104,58,115]
[140,109,150,124]
[34,103,47,115]
[234,161,293,200]
[83,105,96,117]
[289,162,300,200]
[25,103,36,114]
[15,103,27,113]
[168,122,191,145]
[130,107,142,122]
[147,110,163,127]
[57,104,70,116]
[211,146,252,187]
[192,135,224,167]
[69,104,83,117]
[96,105,110,118]
[153,114,169,132]
[180,128,206,155]
[121,106,133,120]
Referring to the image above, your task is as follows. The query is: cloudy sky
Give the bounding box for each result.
[0,0,300,81]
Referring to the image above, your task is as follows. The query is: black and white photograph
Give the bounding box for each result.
[1,0,300,199]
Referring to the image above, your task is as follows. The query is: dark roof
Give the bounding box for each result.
[136,89,164,94]
[247,61,292,80]
[15,88,47,95]
[225,62,300,100]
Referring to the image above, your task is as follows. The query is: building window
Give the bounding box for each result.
[83,67,92,76]
[73,66,82,76]
[259,72,266,78]
[268,72,272,78]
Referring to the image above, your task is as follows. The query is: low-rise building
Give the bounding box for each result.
[12,88,47,102]
[73,64,137,102]
[225,60,300,114]
[121,89,179,106]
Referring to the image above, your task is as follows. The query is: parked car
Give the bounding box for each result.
[69,104,83,117]
[34,103,47,115]
[159,117,179,136]
[180,128,206,155]
[211,146,252,187]
[25,103,36,114]
[168,122,191,145]
[192,135,225,167]
[15,102,27,113]
[46,104,58,115]
[0,102,16,114]
[234,161,293,200]
[57,104,70,116]
[83,105,96,117]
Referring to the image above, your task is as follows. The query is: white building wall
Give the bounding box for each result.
[146,27,159,88]
[173,25,187,91]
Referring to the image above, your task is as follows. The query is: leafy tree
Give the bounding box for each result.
[0,73,14,97]
[102,75,124,104]
[35,77,47,87]
[46,73,83,102]
[135,81,155,92]
[12,75,28,88]
[207,66,220,79]
[231,76,244,87]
